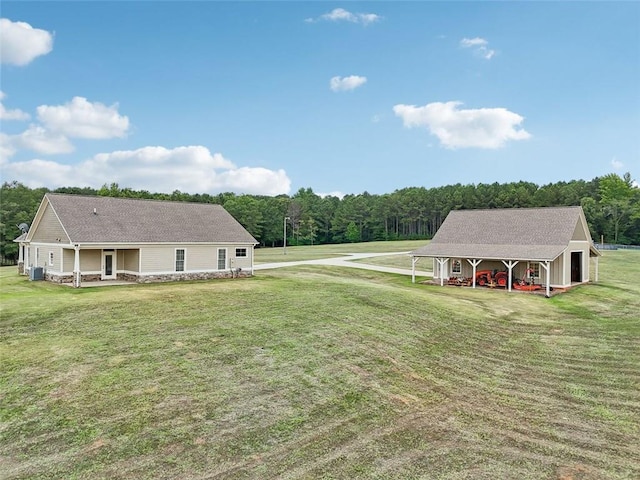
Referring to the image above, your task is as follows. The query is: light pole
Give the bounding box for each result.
[283,216,290,254]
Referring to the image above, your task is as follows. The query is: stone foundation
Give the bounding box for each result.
[44,273,103,284]
[136,270,252,283]
[45,272,74,283]
[40,270,252,286]
[17,262,25,275]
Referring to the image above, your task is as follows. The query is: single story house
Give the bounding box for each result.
[410,206,601,296]
[16,193,258,287]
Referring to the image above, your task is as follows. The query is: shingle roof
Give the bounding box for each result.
[44,193,258,244]
[411,206,596,261]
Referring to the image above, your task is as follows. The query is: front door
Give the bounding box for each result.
[102,250,116,280]
[570,251,582,283]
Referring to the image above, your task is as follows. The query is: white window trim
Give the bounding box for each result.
[217,248,227,270]
[175,248,186,272]
[235,247,248,258]
[451,258,462,275]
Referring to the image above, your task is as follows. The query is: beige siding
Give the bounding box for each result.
[139,244,254,273]
[45,247,63,272]
[117,250,125,270]
[30,245,43,267]
[80,250,101,271]
[550,255,565,286]
[63,249,75,272]
[188,246,217,270]
[31,203,68,243]
[123,249,140,272]
[572,220,588,241]
[141,246,175,272]
[230,245,253,270]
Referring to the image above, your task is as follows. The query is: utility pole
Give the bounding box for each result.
[283,216,290,254]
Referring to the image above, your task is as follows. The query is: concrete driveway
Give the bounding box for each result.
[254,251,433,278]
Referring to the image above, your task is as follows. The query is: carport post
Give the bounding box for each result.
[411,256,420,284]
[540,261,550,297]
[436,258,448,286]
[467,259,482,288]
[502,260,519,292]
[73,244,81,288]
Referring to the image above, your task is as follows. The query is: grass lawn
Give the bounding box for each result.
[1,250,639,479]
[254,239,428,264]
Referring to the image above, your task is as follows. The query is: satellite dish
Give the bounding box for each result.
[18,223,29,234]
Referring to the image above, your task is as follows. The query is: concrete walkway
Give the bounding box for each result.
[254,251,433,278]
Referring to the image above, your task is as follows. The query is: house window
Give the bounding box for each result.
[175,249,185,272]
[217,249,227,270]
[527,262,540,278]
[235,248,247,258]
[48,251,54,267]
[451,259,462,275]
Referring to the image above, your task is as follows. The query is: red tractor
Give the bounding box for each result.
[475,269,509,287]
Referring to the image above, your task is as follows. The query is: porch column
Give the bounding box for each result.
[540,261,551,297]
[411,256,420,284]
[594,256,599,282]
[73,245,81,288]
[17,243,24,274]
[467,259,482,288]
[502,260,519,292]
[24,247,30,275]
[436,258,449,287]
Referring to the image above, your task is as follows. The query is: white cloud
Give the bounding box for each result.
[0,91,30,121]
[330,75,367,92]
[460,37,495,60]
[0,132,16,162]
[2,146,292,196]
[460,37,488,48]
[14,125,74,154]
[0,18,54,66]
[3,158,73,187]
[393,101,531,149]
[216,167,291,196]
[37,96,130,139]
[611,157,624,170]
[306,8,381,26]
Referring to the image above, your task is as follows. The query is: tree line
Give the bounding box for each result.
[1,173,638,262]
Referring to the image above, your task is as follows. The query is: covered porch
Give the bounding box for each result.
[411,252,600,298]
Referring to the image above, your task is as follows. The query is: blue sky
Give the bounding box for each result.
[1,1,639,197]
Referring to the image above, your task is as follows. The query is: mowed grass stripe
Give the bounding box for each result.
[1,250,639,479]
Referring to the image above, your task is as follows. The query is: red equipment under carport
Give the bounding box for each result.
[475,269,509,287]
